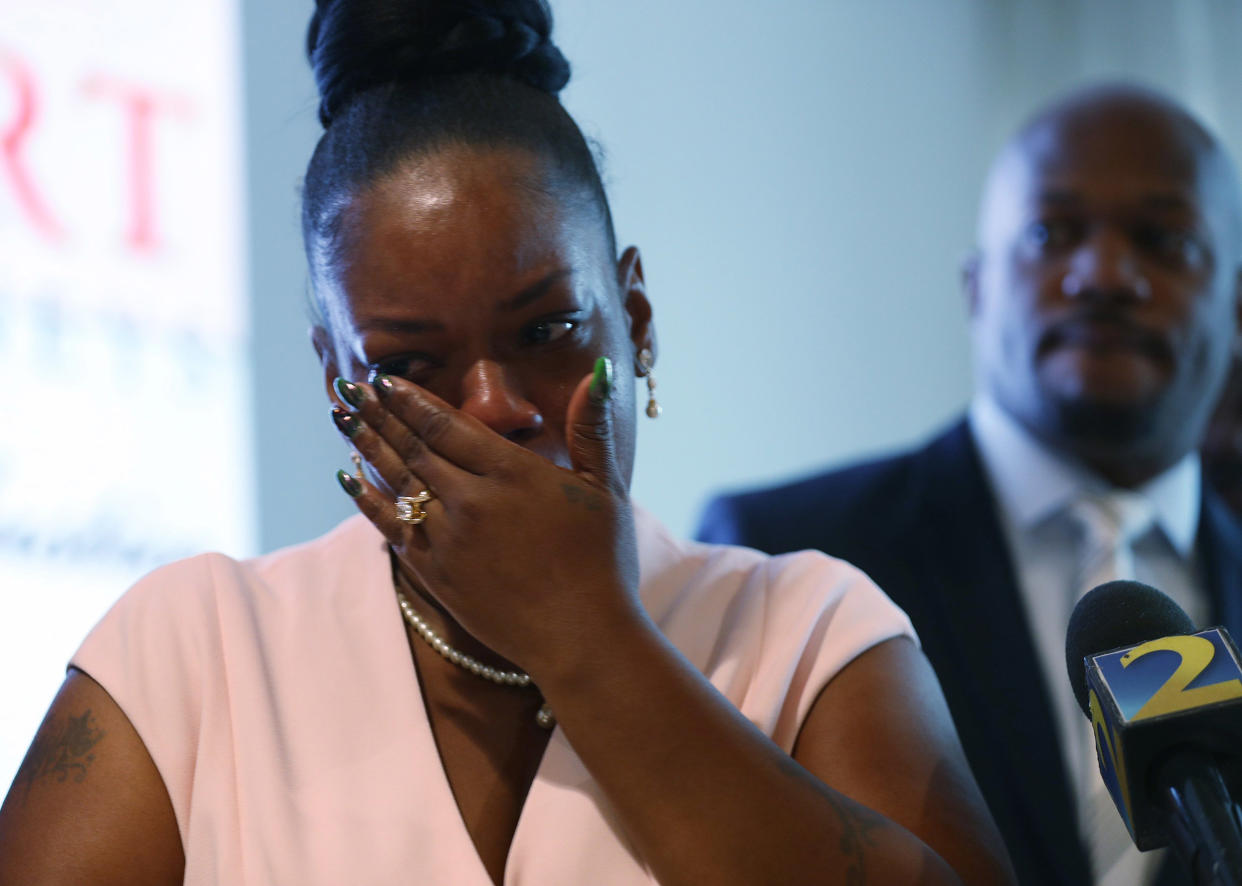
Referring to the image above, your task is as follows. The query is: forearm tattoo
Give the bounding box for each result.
[827,793,884,885]
[15,709,106,801]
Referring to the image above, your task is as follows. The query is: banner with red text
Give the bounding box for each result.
[0,1,253,789]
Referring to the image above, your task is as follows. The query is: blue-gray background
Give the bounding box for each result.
[246,0,1242,551]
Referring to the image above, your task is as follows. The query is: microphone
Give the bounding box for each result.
[1066,580,1242,884]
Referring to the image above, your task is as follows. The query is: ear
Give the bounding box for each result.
[616,245,656,365]
[310,323,344,406]
[962,250,983,318]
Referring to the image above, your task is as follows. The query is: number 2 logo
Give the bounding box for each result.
[1121,634,1242,721]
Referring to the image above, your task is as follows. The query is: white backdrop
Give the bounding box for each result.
[0,1,252,790]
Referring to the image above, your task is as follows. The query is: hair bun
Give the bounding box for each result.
[308,0,571,128]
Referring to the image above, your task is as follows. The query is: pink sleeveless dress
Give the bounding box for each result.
[72,506,913,884]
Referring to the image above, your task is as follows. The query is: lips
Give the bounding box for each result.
[1040,314,1171,363]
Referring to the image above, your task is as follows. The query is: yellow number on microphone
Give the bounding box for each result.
[1122,635,1242,721]
[1089,687,1133,830]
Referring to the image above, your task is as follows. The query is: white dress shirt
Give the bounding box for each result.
[968,394,1205,884]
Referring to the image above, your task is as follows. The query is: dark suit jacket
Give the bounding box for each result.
[695,418,1242,886]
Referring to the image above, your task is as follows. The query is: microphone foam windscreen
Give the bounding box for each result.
[1065,579,1196,717]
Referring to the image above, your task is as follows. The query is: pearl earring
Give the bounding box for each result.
[638,348,661,418]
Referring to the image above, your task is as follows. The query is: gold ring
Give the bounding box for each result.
[395,490,433,525]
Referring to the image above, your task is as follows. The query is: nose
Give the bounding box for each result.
[1061,228,1151,301]
[458,360,543,440]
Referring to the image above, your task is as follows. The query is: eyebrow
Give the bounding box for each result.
[1137,193,1198,214]
[354,268,575,335]
[1036,189,1083,207]
[356,316,446,335]
[1036,189,1199,214]
[498,268,573,312]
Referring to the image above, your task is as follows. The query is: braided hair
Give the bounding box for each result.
[302,0,615,309]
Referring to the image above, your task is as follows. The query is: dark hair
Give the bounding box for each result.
[302,0,616,312]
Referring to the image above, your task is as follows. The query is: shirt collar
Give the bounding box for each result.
[968,394,1201,557]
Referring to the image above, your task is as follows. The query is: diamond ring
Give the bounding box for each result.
[395,490,433,525]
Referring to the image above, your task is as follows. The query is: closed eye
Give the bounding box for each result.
[367,353,438,382]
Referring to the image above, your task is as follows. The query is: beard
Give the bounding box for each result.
[1047,394,1161,451]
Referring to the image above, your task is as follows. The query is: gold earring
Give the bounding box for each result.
[638,348,661,418]
[351,450,363,480]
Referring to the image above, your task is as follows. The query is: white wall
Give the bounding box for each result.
[243,0,1242,548]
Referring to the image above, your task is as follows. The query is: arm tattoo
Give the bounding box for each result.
[15,708,106,801]
[826,793,884,886]
[561,483,605,512]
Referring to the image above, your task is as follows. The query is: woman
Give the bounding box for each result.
[0,2,1015,883]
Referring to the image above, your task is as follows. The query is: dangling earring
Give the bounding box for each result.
[351,450,364,480]
[638,348,661,418]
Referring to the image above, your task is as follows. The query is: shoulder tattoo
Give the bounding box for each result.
[15,708,106,801]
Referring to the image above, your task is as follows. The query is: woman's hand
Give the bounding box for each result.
[329,361,1015,886]
[331,357,641,676]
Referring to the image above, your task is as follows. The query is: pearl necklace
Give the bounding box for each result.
[396,590,556,729]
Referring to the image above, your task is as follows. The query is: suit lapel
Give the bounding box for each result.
[911,421,1090,885]
[1200,489,1242,637]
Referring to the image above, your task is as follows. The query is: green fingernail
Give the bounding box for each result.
[589,356,613,403]
[331,406,365,439]
[336,469,363,497]
[334,377,364,408]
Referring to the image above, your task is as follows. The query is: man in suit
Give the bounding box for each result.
[697,85,1242,886]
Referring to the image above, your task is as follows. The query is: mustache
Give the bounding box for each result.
[1038,308,1172,361]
